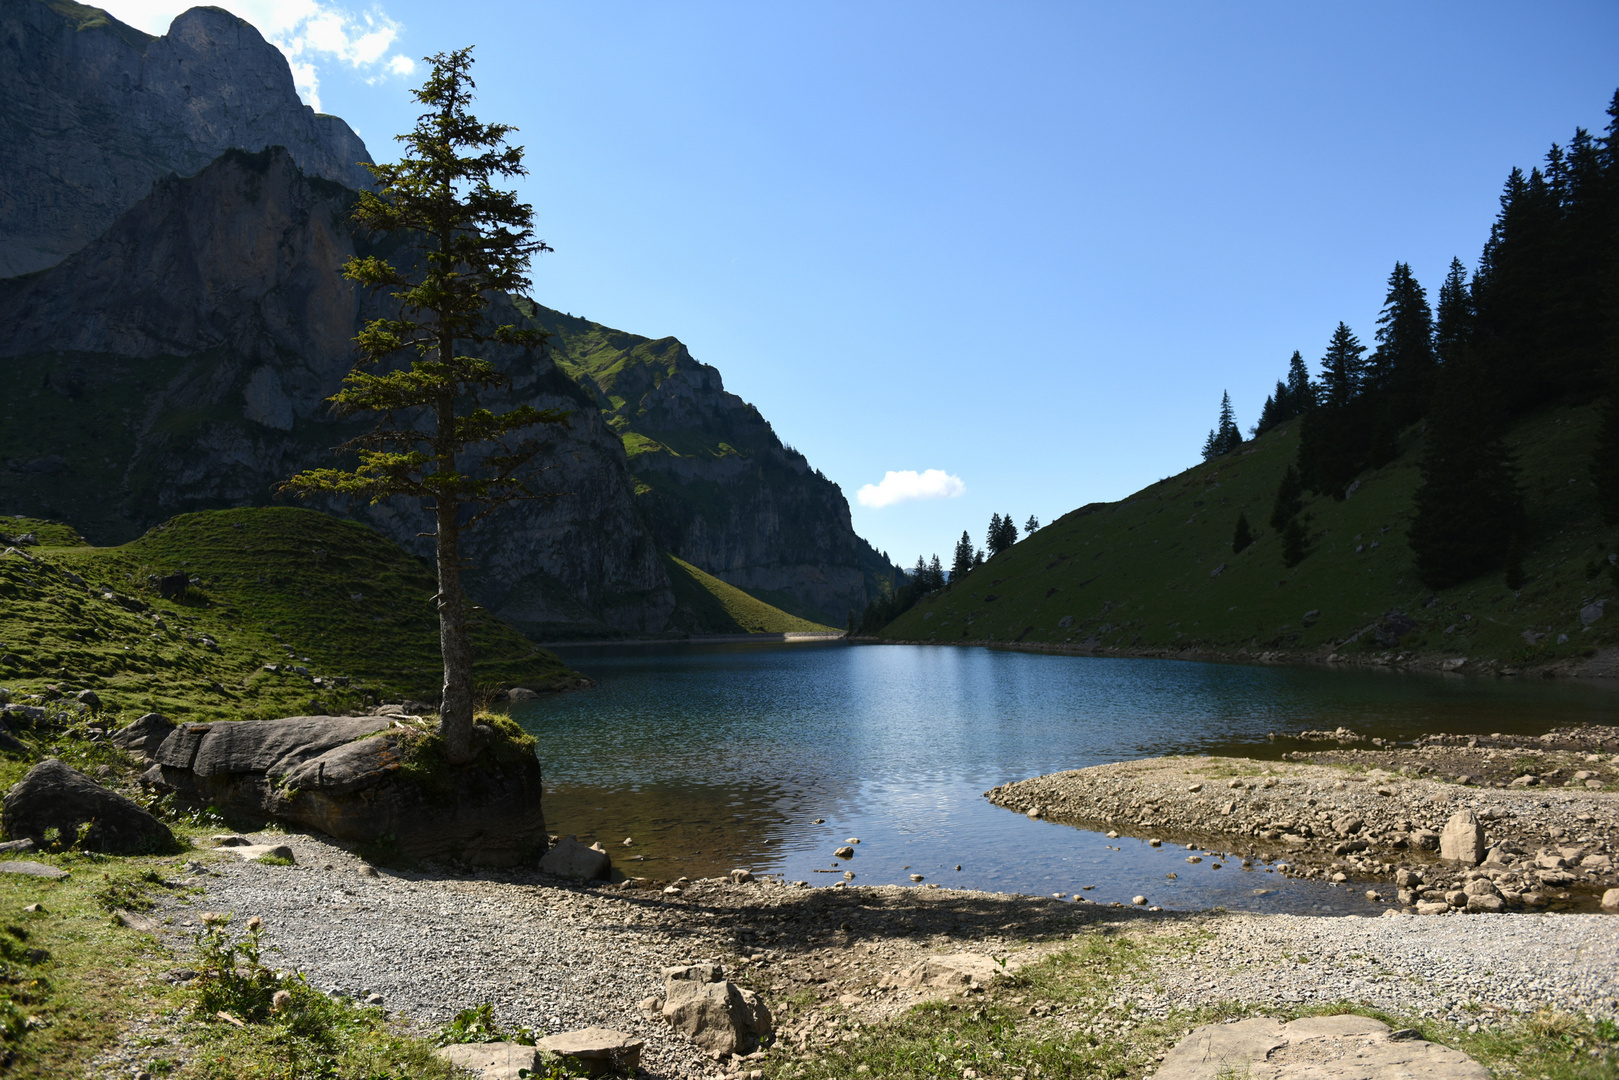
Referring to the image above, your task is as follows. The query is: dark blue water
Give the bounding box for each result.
[513,642,1617,914]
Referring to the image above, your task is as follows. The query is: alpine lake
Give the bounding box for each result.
[512,642,1618,915]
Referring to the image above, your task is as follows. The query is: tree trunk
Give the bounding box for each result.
[436,402,477,764]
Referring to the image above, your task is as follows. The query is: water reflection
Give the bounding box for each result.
[513,643,1617,912]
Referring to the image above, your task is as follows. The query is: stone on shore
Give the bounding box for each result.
[658,963,772,1056]
[3,759,175,854]
[1601,888,1619,909]
[1439,809,1486,865]
[539,835,611,880]
[432,1041,542,1080]
[1153,1013,1490,1079]
[537,1027,644,1076]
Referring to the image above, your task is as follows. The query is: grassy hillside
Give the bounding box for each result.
[877,403,1618,672]
[0,507,577,724]
[664,554,838,633]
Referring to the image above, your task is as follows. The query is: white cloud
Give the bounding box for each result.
[97,0,416,112]
[856,469,966,509]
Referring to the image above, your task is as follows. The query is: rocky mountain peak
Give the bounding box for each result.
[0,0,373,277]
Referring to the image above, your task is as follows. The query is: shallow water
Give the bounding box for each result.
[513,642,1617,913]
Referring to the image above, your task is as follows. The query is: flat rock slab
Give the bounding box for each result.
[0,860,66,879]
[881,952,1018,991]
[1153,1014,1490,1079]
[538,1027,643,1076]
[432,1041,541,1080]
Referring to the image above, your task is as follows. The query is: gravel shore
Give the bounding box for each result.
[987,745,1619,910]
[144,828,1619,1079]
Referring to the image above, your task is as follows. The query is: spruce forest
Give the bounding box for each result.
[865,87,1619,670]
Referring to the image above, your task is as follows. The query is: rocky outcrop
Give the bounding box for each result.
[0,0,373,277]
[145,715,548,866]
[3,759,176,853]
[539,310,902,626]
[0,148,675,635]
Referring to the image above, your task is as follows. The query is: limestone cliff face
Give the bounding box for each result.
[0,0,373,277]
[0,148,674,635]
[538,312,902,627]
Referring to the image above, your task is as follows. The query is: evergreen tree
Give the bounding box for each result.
[1281,517,1309,568]
[911,555,929,586]
[1298,323,1372,498]
[1200,391,1242,458]
[1408,359,1525,589]
[987,512,1018,555]
[950,530,975,581]
[1593,381,1619,524]
[282,48,566,763]
[1285,349,1312,411]
[928,554,945,590]
[1318,322,1367,408]
[1370,262,1436,426]
[1270,464,1304,533]
[1024,515,1040,533]
[1231,511,1253,554]
[1434,257,1474,368]
[973,548,985,568]
[1253,352,1313,437]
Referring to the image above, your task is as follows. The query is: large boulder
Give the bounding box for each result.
[1439,809,1487,865]
[145,716,546,867]
[3,760,175,854]
[657,963,772,1056]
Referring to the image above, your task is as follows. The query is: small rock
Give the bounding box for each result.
[1132,895,1147,905]
[910,874,924,882]
[833,846,854,858]
[1601,888,1619,909]
[539,835,611,881]
[729,869,753,884]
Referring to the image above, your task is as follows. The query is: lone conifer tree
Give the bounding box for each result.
[1201,391,1242,459]
[1318,323,1367,408]
[1231,511,1254,554]
[283,48,567,764]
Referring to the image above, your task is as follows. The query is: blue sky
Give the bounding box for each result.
[102,1,1619,567]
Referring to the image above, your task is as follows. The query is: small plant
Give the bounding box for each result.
[191,913,279,1021]
[433,1003,537,1047]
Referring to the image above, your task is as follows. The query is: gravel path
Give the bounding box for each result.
[1141,910,1619,1027]
[160,828,1619,1080]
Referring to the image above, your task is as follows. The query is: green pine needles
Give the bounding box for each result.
[283,47,569,763]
